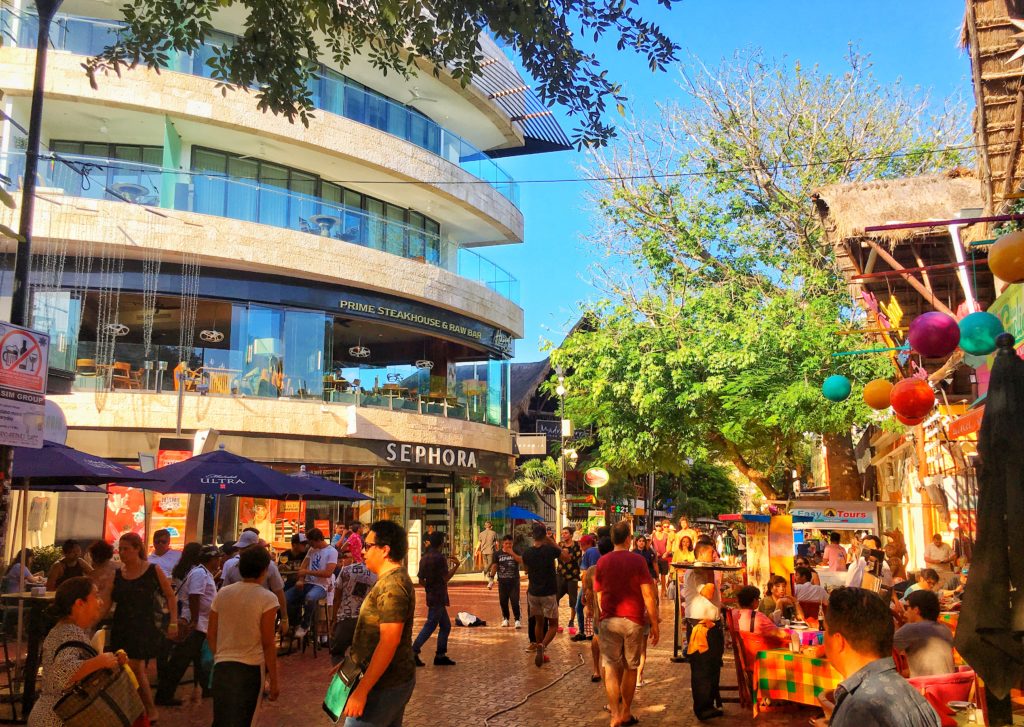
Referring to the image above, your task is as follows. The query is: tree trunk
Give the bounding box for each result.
[823,431,862,501]
[710,433,780,499]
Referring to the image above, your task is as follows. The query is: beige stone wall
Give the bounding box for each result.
[0,189,524,337]
[59,390,513,457]
[0,47,524,242]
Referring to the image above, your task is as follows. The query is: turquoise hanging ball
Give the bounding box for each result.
[822,375,852,402]
[958,311,1005,356]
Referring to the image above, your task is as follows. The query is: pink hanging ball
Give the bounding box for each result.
[907,312,961,358]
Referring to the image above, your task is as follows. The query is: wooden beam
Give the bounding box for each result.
[850,258,987,280]
[965,0,996,217]
[864,213,1024,233]
[863,240,956,317]
[911,241,934,297]
[864,247,878,275]
[1000,84,1024,204]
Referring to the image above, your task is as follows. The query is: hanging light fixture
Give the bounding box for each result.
[348,338,371,358]
[199,329,224,343]
[105,322,130,337]
[414,359,434,370]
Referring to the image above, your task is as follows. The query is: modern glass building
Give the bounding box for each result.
[0,2,569,569]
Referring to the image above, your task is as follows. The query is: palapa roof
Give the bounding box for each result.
[813,171,983,244]
[509,358,552,425]
[963,0,1024,216]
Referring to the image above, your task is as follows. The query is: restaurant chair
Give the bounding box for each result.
[907,667,976,708]
[110,362,140,390]
[724,609,758,716]
[75,358,99,377]
[798,601,826,629]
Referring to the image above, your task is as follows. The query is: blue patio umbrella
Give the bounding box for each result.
[12,440,158,489]
[288,466,372,501]
[146,448,298,497]
[490,505,543,521]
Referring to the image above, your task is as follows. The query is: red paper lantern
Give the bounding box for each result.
[894,412,925,426]
[889,378,935,419]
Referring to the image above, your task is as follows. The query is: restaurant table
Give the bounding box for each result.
[753,648,841,708]
[785,627,824,647]
[1,591,56,715]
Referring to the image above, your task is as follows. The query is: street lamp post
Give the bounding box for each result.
[555,366,567,528]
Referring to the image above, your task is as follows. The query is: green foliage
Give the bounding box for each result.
[507,456,560,497]
[656,462,741,519]
[553,50,968,496]
[83,0,683,148]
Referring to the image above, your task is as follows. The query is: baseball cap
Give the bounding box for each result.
[291,532,308,544]
[235,530,260,549]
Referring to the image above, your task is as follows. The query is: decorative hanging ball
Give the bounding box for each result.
[894,412,925,427]
[862,379,894,410]
[988,230,1024,283]
[821,375,852,402]
[958,311,1005,356]
[907,311,961,358]
[889,378,935,419]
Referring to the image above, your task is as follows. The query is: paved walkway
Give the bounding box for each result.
[158,582,819,726]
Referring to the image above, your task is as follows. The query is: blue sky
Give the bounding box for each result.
[485,1,973,363]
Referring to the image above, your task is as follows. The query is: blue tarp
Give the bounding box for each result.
[490,505,543,520]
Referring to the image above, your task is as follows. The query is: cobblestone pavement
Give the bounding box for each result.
[158,582,819,726]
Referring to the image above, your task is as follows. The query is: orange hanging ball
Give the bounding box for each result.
[988,230,1024,283]
[894,412,925,426]
[862,379,894,410]
[889,378,935,419]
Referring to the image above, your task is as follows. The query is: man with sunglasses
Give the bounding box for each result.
[340,520,416,726]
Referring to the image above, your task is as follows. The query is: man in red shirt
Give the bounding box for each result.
[594,521,659,727]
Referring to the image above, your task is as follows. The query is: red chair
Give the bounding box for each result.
[907,666,976,707]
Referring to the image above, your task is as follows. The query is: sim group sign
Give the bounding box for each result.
[785,500,878,531]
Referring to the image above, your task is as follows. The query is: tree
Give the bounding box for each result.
[507,456,560,512]
[656,461,741,519]
[552,50,968,498]
[83,0,683,148]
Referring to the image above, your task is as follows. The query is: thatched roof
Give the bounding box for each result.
[813,171,983,243]
[963,0,1024,216]
[509,358,551,424]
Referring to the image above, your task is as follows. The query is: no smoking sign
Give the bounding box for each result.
[0,324,48,395]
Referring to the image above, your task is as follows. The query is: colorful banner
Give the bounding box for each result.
[768,514,795,584]
[150,492,189,549]
[746,521,770,592]
[105,485,147,545]
[788,500,878,530]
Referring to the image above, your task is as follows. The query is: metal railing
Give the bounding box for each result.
[3,151,520,299]
[2,9,521,205]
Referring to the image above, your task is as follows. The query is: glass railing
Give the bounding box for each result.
[2,9,521,206]
[67,340,509,427]
[3,151,521,299]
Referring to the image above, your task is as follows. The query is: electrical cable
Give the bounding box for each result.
[482,652,586,725]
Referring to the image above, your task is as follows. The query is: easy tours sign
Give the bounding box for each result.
[0,323,48,448]
[783,500,878,531]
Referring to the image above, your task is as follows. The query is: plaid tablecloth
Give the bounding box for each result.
[754,649,842,707]
[939,611,959,634]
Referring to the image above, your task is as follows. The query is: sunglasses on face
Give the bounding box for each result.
[363,541,381,552]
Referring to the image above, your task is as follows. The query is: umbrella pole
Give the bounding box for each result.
[213,495,221,544]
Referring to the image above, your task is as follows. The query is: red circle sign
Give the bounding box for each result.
[585,467,610,488]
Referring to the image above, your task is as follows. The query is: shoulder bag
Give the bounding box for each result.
[52,641,145,727]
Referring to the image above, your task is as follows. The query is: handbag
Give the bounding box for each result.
[52,641,145,727]
[322,653,363,723]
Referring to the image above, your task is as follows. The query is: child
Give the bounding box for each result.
[489,535,523,628]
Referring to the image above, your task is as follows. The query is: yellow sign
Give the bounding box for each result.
[880,296,904,331]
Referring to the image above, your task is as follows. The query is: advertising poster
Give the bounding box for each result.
[745,521,770,592]
[105,485,147,545]
[150,493,189,549]
[768,514,795,584]
[238,497,279,544]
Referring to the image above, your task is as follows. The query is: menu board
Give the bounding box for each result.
[151,492,189,549]
[105,485,147,544]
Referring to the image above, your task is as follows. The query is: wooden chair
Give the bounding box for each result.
[110,362,140,390]
[724,608,756,716]
[75,358,98,376]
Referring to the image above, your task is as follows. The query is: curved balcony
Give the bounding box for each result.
[2,9,520,206]
[1,150,520,303]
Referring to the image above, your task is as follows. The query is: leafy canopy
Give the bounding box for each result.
[83,0,682,148]
[552,51,968,496]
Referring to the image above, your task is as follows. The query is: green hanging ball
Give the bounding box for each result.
[958,311,1005,356]
[822,375,852,402]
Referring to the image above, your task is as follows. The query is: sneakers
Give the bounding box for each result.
[534,645,544,668]
[414,653,426,667]
[433,655,456,666]
[501,619,509,627]
[487,580,494,590]
[293,625,308,639]
[514,620,522,629]
[525,643,538,652]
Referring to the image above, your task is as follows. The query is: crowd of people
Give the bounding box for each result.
[6,513,973,727]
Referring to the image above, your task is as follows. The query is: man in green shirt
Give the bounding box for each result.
[339,520,416,726]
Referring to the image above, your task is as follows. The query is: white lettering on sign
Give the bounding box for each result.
[385,442,477,470]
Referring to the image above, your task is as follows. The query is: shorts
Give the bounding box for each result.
[657,559,669,576]
[598,616,645,670]
[527,594,559,621]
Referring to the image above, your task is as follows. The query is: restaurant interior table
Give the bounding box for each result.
[1,591,56,715]
[754,647,841,708]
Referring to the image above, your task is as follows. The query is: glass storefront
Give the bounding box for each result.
[32,289,511,426]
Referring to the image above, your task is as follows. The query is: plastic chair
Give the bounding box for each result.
[908,666,976,706]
